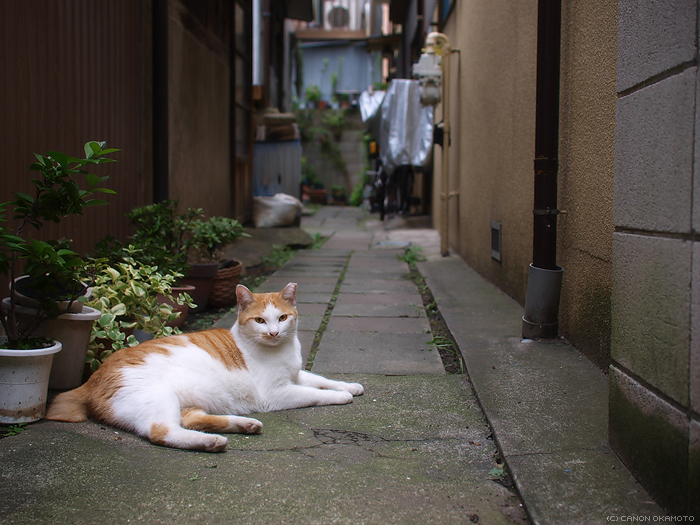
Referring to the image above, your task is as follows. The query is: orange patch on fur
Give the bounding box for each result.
[181,408,231,432]
[149,423,170,446]
[182,329,248,370]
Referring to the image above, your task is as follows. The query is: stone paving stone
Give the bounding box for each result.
[281,264,346,273]
[343,269,408,280]
[296,303,328,316]
[298,314,324,332]
[332,303,426,318]
[340,279,417,294]
[296,292,334,304]
[264,275,339,285]
[273,270,341,278]
[253,281,335,294]
[311,331,443,375]
[325,316,430,333]
[298,330,315,362]
[334,293,421,306]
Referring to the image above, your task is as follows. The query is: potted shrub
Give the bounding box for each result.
[126,200,249,311]
[305,84,321,108]
[84,249,195,373]
[0,141,117,422]
[186,216,249,308]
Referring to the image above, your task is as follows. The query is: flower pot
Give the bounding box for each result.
[12,275,90,314]
[0,337,62,423]
[209,259,243,308]
[180,262,219,313]
[1,298,101,390]
[157,284,196,328]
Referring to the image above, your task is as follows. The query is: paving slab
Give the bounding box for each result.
[334,292,422,306]
[296,303,328,316]
[332,302,426,318]
[298,314,324,332]
[325,316,430,334]
[0,375,524,525]
[296,292,334,304]
[339,279,418,295]
[418,255,666,522]
[255,282,336,294]
[311,332,443,375]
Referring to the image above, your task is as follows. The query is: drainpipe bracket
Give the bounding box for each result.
[533,208,560,216]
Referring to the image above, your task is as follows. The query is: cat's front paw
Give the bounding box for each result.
[346,382,364,396]
[241,419,263,434]
[203,434,228,453]
[331,391,354,405]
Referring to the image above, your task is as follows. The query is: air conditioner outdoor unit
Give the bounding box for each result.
[323,0,360,31]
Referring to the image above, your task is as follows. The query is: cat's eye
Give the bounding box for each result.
[279,314,288,322]
[255,317,265,324]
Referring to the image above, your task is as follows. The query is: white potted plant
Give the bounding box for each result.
[0,141,117,422]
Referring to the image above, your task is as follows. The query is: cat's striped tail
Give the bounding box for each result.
[45,383,90,422]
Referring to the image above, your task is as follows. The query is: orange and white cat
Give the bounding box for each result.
[46,283,363,452]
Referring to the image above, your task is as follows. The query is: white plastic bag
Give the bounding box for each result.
[253,193,303,228]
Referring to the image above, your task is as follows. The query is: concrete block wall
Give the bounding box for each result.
[611,0,699,516]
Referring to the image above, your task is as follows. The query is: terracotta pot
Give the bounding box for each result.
[157,284,196,328]
[180,262,219,313]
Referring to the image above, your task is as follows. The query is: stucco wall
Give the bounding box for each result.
[437,0,537,306]
[557,1,617,369]
[435,1,617,371]
[610,0,699,515]
[168,2,232,218]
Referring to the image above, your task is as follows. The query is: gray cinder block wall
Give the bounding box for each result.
[611,0,699,516]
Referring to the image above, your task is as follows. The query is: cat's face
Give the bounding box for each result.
[236,283,298,346]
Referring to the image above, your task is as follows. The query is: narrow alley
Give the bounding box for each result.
[0,206,665,524]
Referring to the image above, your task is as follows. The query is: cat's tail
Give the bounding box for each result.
[45,383,91,422]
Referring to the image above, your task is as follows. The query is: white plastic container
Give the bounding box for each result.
[0,338,62,423]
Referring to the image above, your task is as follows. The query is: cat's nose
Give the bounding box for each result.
[268,331,279,338]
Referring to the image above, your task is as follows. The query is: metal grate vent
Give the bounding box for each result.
[491,221,502,262]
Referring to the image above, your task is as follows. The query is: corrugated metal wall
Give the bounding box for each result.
[0,1,145,262]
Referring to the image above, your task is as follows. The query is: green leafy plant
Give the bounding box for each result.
[125,200,200,277]
[84,249,195,371]
[187,216,249,264]
[305,84,321,104]
[322,109,345,141]
[0,141,118,348]
[397,246,427,265]
[0,423,26,438]
[125,200,249,269]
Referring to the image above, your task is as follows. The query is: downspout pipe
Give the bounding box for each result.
[522,0,563,339]
[152,0,169,203]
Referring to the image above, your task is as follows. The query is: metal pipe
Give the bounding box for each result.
[425,32,452,257]
[522,0,563,339]
[532,0,561,270]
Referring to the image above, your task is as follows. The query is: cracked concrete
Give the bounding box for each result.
[0,206,666,523]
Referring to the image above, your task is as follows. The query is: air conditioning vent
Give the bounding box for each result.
[491,221,502,262]
[322,1,361,31]
[328,6,349,28]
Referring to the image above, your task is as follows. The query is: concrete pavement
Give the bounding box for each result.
[0,206,667,524]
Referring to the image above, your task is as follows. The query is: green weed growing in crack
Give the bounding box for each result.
[397,246,426,265]
[430,335,464,374]
[305,251,353,371]
[0,424,26,438]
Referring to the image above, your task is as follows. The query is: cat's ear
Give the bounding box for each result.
[280,282,297,307]
[236,285,255,312]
